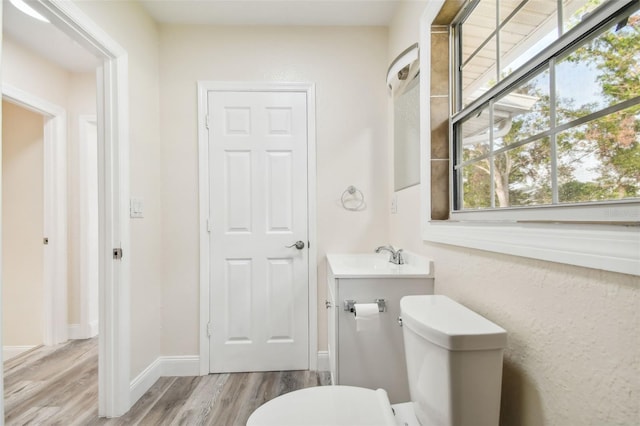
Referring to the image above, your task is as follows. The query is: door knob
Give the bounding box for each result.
[286,240,305,250]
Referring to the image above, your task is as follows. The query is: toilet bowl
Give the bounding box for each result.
[247,295,507,426]
[246,385,402,426]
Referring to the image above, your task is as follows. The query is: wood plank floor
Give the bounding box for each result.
[4,338,330,425]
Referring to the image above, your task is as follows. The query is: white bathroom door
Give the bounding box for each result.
[208,89,309,373]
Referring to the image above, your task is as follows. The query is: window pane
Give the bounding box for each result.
[499,0,523,24]
[461,161,492,209]
[462,35,497,107]
[493,68,550,150]
[500,2,558,78]
[462,0,496,65]
[556,9,640,125]
[494,139,552,207]
[459,105,491,161]
[557,105,640,203]
[452,0,638,216]
[562,0,607,33]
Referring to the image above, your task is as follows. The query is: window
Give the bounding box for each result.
[451,0,639,222]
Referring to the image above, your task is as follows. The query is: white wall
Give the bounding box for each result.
[387,6,640,426]
[67,72,96,326]
[388,1,427,61]
[74,0,163,379]
[158,25,389,355]
[1,100,44,347]
[2,37,69,107]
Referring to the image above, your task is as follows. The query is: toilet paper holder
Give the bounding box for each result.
[343,299,386,314]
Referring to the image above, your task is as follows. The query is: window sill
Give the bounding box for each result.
[422,220,640,276]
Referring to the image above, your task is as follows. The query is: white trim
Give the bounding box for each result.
[78,115,100,344]
[3,345,37,361]
[197,81,318,374]
[67,321,98,340]
[129,356,201,405]
[68,324,83,340]
[89,320,99,338]
[419,2,640,277]
[197,83,210,376]
[424,222,640,275]
[160,356,201,377]
[27,0,131,417]
[307,86,318,371]
[1,83,68,346]
[316,351,330,372]
[1,7,5,423]
[129,357,162,406]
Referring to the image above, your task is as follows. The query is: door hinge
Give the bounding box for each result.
[113,248,123,260]
[205,114,211,130]
[207,322,213,337]
[207,218,212,233]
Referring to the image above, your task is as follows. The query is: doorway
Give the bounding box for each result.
[198,82,318,374]
[1,85,68,349]
[0,0,131,418]
[1,100,46,359]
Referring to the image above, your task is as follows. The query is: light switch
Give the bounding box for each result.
[130,197,144,218]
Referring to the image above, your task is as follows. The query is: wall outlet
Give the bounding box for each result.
[391,193,398,214]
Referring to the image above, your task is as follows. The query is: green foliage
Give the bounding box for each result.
[462,5,640,209]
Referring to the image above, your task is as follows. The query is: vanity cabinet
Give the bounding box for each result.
[326,253,434,404]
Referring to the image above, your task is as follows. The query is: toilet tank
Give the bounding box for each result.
[400,295,507,426]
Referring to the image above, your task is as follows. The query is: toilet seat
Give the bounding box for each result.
[247,385,397,426]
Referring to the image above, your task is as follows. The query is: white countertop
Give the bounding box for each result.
[326,252,434,278]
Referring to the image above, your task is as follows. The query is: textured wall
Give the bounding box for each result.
[387,1,640,423]
[390,177,640,426]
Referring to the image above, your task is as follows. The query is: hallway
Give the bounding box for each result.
[4,339,329,425]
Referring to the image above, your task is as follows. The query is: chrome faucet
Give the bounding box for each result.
[375,244,405,265]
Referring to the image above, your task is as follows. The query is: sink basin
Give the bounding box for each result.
[326,252,433,278]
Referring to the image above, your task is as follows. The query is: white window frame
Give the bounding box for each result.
[419,1,640,277]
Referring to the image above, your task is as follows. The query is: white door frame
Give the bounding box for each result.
[79,114,99,339]
[0,0,131,417]
[2,84,68,347]
[197,81,318,374]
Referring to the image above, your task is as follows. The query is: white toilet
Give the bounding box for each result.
[247,295,507,426]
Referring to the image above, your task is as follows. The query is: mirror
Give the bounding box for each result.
[388,43,420,191]
[393,76,420,191]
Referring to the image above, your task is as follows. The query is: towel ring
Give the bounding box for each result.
[341,185,365,211]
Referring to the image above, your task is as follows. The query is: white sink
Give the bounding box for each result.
[326,252,433,278]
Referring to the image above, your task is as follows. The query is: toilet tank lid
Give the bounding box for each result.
[400,295,507,351]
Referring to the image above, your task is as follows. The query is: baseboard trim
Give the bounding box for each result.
[3,345,37,361]
[68,322,99,340]
[68,324,83,340]
[317,350,330,372]
[129,355,201,406]
[130,357,162,405]
[88,320,99,338]
[161,356,201,377]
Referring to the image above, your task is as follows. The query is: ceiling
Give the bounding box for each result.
[3,0,406,74]
[2,0,99,73]
[139,0,403,26]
